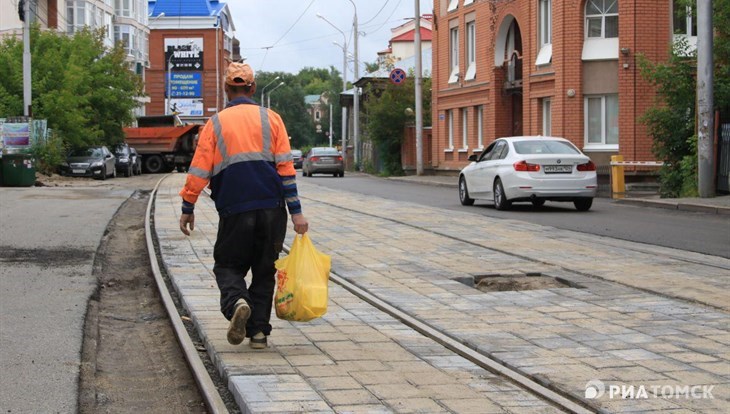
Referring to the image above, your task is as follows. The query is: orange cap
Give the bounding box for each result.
[225,62,255,86]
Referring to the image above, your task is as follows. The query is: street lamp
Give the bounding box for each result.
[346,0,360,167]
[167,40,193,115]
[318,12,350,165]
[267,81,285,108]
[260,76,280,104]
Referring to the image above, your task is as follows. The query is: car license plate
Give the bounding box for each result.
[72,169,85,174]
[320,158,334,163]
[543,165,572,173]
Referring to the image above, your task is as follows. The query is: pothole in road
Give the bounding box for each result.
[455,272,584,292]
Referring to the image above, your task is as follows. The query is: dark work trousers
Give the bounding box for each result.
[213,207,287,337]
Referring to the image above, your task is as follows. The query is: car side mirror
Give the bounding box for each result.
[467,154,477,162]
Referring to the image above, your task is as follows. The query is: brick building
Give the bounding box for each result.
[147,0,236,122]
[430,0,686,174]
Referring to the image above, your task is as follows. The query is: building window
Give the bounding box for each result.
[448,110,454,149]
[673,2,697,52]
[673,2,696,36]
[542,98,552,136]
[66,0,86,34]
[536,0,552,66]
[464,0,474,5]
[585,95,619,148]
[465,21,476,80]
[447,0,459,12]
[477,105,484,149]
[449,26,459,83]
[462,109,468,149]
[586,0,618,39]
[315,110,321,121]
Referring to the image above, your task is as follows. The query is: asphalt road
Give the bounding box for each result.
[0,174,160,413]
[299,172,730,259]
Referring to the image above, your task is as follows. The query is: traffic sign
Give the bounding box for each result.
[389,68,406,85]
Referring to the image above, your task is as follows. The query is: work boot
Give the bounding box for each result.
[249,332,267,349]
[227,299,250,345]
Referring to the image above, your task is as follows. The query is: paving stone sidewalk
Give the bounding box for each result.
[156,174,729,413]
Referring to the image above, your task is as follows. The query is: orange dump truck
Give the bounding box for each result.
[123,115,201,173]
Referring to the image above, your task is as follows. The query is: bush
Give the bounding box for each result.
[31,132,67,176]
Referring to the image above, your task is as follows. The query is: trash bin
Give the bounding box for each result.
[2,153,36,187]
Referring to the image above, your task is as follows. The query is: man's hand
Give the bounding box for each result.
[291,213,308,235]
[180,213,195,236]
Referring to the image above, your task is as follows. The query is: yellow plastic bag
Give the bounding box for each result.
[274,234,331,321]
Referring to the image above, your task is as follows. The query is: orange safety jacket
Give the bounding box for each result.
[179,97,300,217]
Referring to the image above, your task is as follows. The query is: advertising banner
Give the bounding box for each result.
[165,72,202,98]
[167,99,204,117]
[164,38,204,71]
[2,123,31,147]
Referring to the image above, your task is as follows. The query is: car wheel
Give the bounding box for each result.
[125,166,131,177]
[332,173,338,177]
[100,166,107,181]
[493,178,511,210]
[531,199,545,208]
[339,171,344,177]
[459,176,475,206]
[574,198,593,211]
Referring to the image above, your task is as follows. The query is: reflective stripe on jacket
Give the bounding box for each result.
[179,101,296,217]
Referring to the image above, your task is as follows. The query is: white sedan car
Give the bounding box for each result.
[459,136,598,211]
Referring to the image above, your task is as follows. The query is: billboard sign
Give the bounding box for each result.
[165,72,202,98]
[2,123,31,147]
[164,38,204,71]
[167,99,204,117]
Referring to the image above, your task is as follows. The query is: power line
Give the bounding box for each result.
[259,0,316,70]
[360,0,391,25]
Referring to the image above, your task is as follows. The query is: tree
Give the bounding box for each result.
[364,72,432,175]
[0,26,144,150]
[639,0,730,197]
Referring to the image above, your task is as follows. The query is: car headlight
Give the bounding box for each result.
[119,157,129,163]
[91,161,103,167]
[60,161,69,167]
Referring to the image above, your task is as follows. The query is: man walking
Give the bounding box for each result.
[179,63,308,349]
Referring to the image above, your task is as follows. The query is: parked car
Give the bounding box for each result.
[130,147,142,176]
[113,143,140,177]
[60,146,117,180]
[302,147,344,177]
[291,149,303,169]
[458,136,597,211]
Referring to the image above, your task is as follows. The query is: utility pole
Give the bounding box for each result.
[329,103,333,147]
[414,0,424,175]
[21,0,32,116]
[697,0,714,197]
[346,0,359,168]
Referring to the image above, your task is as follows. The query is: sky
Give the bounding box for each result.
[226,0,430,76]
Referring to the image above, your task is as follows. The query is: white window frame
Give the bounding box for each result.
[447,110,455,150]
[67,0,86,34]
[465,21,476,80]
[464,0,475,5]
[536,0,552,66]
[542,98,552,136]
[477,105,484,149]
[449,27,460,83]
[461,109,469,150]
[582,0,619,60]
[447,0,459,12]
[584,94,619,150]
[673,2,698,52]
[585,0,618,39]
